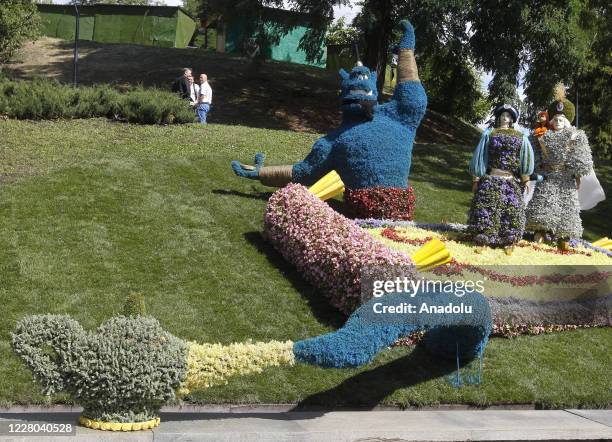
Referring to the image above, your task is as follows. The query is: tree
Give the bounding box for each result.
[352,0,395,93]
[0,0,40,66]
[183,0,225,19]
[75,0,150,4]
[569,0,611,158]
[466,0,598,126]
[351,0,481,103]
[520,0,592,122]
[419,47,490,124]
[467,0,528,105]
[394,0,489,122]
[285,0,350,64]
[326,16,358,45]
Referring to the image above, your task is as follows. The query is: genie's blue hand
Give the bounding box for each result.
[231,152,265,179]
[399,20,415,50]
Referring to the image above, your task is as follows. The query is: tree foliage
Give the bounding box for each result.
[0,0,40,65]
[75,0,151,4]
[325,17,358,45]
[419,48,491,124]
[352,0,488,122]
[569,0,611,158]
[185,0,609,153]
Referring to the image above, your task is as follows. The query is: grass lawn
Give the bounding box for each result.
[0,119,610,408]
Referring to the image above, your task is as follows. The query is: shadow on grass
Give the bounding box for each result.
[243,231,345,330]
[411,143,474,193]
[292,345,466,410]
[212,188,272,201]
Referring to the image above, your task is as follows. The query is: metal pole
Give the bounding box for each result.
[73,3,80,87]
[575,80,579,128]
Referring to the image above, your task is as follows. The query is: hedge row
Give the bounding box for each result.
[0,78,196,124]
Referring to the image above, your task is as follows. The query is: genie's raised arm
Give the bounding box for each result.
[231,19,427,199]
[379,20,427,129]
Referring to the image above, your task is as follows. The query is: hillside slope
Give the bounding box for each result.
[4,37,481,143]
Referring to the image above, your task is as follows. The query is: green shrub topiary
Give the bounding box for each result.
[12,313,188,423]
[0,78,196,124]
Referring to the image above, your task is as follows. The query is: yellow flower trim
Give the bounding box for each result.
[78,415,160,431]
[411,238,451,271]
[592,237,612,250]
[179,340,295,395]
[369,226,612,266]
[309,170,345,201]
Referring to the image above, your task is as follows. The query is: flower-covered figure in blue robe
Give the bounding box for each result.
[231,20,427,220]
[467,104,534,250]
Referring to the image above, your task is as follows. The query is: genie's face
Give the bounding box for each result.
[339,65,378,118]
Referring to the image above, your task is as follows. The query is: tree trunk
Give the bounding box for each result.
[362,0,394,97]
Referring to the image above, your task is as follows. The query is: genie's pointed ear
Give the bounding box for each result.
[370,71,377,84]
[339,69,349,80]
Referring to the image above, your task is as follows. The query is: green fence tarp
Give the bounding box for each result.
[225,12,326,68]
[175,9,196,48]
[36,5,196,49]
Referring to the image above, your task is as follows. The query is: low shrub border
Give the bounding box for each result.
[0,78,196,124]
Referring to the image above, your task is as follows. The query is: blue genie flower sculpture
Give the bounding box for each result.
[231,20,427,220]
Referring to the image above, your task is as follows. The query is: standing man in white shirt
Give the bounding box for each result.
[197,73,212,124]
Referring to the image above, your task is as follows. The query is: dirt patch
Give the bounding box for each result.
[4,37,480,142]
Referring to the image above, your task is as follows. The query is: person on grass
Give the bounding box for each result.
[187,74,199,108]
[196,73,212,124]
[172,68,192,101]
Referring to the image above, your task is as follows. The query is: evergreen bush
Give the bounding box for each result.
[0,78,196,124]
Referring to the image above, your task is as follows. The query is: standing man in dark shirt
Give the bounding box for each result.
[172,68,192,100]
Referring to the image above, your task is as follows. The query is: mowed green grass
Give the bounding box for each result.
[0,119,610,408]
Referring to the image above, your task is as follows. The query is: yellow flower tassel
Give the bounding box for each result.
[308,170,345,201]
[411,238,452,271]
[592,237,612,250]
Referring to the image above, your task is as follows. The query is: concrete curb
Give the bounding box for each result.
[0,409,611,441]
[3,403,597,414]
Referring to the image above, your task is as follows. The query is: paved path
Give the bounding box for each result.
[0,408,611,441]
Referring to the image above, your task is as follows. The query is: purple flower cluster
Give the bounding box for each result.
[488,134,522,174]
[264,184,415,314]
[576,238,612,258]
[468,176,525,246]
